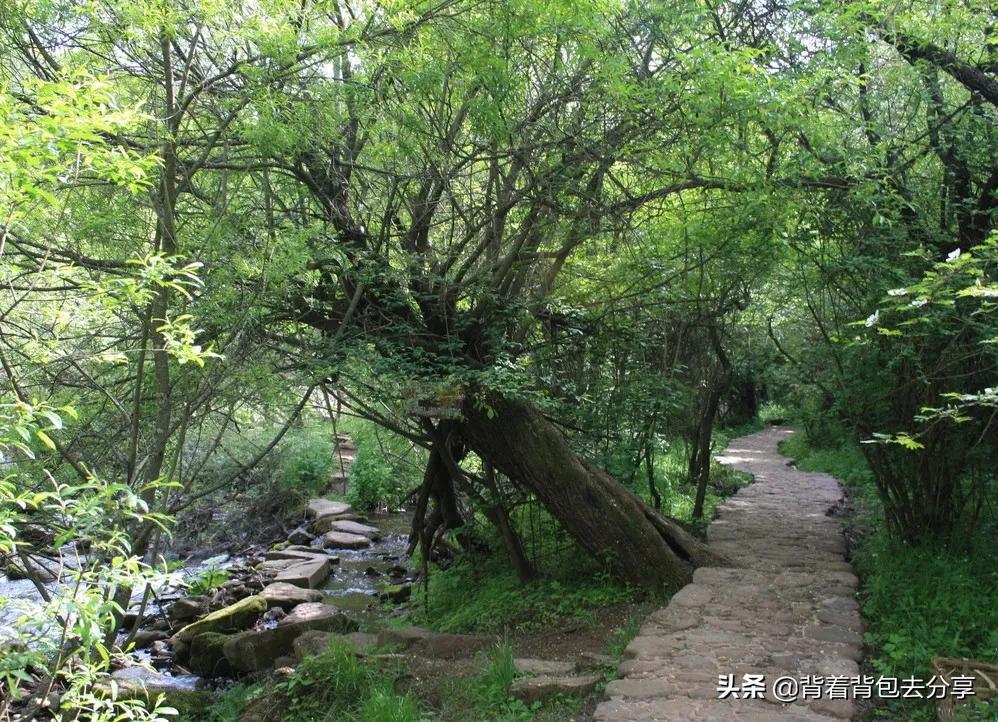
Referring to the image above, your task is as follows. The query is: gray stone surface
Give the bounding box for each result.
[320,531,371,549]
[260,582,324,610]
[594,428,864,722]
[306,499,352,519]
[511,673,601,703]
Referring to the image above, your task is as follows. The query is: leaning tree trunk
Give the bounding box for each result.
[460,393,728,591]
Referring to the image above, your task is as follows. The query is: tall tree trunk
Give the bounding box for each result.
[460,393,727,591]
[482,461,534,582]
[691,383,722,520]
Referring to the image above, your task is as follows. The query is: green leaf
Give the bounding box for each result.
[35,430,56,451]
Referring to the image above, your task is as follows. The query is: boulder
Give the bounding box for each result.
[375,627,489,659]
[189,632,234,677]
[273,558,331,588]
[278,602,341,626]
[131,630,169,649]
[260,582,323,610]
[171,595,208,623]
[222,606,357,673]
[4,555,58,582]
[378,583,412,603]
[326,520,381,540]
[106,668,213,716]
[306,499,352,519]
[173,595,266,644]
[510,674,601,704]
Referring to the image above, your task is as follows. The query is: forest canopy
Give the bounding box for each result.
[0,0,994,719]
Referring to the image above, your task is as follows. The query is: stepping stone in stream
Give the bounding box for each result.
[306,499,352,519]
[265,549,332,563]
[261,582,324,610]
[320,531,371,550]
[313,513,368,533]
[273,557,331,589]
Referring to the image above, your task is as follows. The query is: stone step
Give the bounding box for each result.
[306,499,352,519]
[375,627,489,659]
[593,428,864,722]
[273,558,331,589]
[260,583,324,610]
[320,531,371,550]
[514,658,575,676]
[512,674,601,704]
[325,519,381,540]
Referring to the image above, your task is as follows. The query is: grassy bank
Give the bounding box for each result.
[780,431,997,722]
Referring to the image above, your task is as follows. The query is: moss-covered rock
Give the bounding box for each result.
[173,595,266,644]
[189,632,234,677]
[223,606,357,673]
[378,583,412,603]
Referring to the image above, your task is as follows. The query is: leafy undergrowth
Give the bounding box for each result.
[408,553,638,635]
[203,425,759,722]
[202,640,428,722]
[781,432,997,722]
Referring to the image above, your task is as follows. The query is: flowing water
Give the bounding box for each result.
[316,512,413,624]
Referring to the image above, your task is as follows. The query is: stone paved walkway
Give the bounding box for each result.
[594,427,864,722]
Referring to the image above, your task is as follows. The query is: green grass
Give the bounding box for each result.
[781,431,997,722]
[200,639,429,722]
[409,551,638,634]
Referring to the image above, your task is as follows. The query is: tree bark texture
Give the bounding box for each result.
[460,393,728,591]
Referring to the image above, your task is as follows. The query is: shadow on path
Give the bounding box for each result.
[594,427,863,722]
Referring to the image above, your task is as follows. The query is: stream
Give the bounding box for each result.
[314,511,413,624]
[0,512,414,647]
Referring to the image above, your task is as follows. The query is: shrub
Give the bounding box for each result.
[347,445,394,511]
[278,425,334,497]
[785,429,997,722]
[758,401,790,425]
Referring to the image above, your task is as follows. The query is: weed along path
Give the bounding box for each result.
[594,427,864,722]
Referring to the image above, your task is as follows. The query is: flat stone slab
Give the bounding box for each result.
[326,519,382,540]
[594,428,864,722]
[306,499,352,519]
[320,531,371,550]
[265,549,331,563]
[515,658,576,676]
[273,557,331,588]
[260,582,324,610]
[376,627,489,659]
[512,674,601,703]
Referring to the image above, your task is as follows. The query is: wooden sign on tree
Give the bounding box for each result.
[405,385,465,419]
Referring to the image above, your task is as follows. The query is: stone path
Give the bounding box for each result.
[595,427,864,722]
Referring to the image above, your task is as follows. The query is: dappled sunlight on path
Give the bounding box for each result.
[594,427,863,722]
